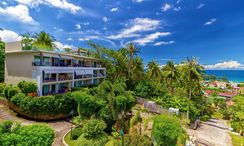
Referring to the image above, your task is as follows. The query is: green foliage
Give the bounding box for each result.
[0,41,4,83]
[4,85,21,100]
[32,31,55,51]
[130,111,141,128]
[200,115,210,121]
[152,114,186,146]
[111,134,152,146]
[71,127,82,140]
[82,119,107,139]
[11,93,74,115]
[0,83,5,96]
[72,91,99,117]
[0,120,54,146]
[77,133,108,146]
[17,81,37,94]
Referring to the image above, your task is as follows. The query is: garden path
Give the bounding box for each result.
[0,103,72,146]
[187,118,232,146]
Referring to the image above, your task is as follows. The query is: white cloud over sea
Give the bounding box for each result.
[204,60,244,69]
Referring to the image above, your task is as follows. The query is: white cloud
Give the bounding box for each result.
[204,18,217,26]
[15,0,81,14]
[79,36,98,41]
[132,0,144,3]
[173,6,181,11]
[197,3,205,9]
[0,29,22,43]
[154,41,174,46]
[204,60,244,69]
[107,18,160,39]
[132,32,171,46]
[176,0,181,4]
[102,17,110,22]
[0,4,38,25]
[110,7,118,12]
[1,1,8,6]
[67,38,73,41]
[75,24,81,29]
[83,22,90,26]
[161,3,172,12]
[53,41,76,50]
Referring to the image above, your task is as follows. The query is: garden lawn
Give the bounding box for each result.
[64,131,78,146]
[229,132,244,146]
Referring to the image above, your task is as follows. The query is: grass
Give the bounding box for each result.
[64,131,79,146]
[229,132,244,146]
[211,112,223,119]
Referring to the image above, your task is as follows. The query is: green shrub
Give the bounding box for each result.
[152,114,186,146]
[200,115,210,121]
[0,120,54,146]
[17,81,37,94]
[4,86,21,100]
[11,93,74,115]
[71,127,82,140]
[71,91,99,117]
[0,83,5,96]
[82,119,107,139]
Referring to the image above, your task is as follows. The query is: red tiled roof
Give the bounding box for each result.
[205,90,213,94]
[218,92,236,98]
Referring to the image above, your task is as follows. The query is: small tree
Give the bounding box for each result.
[17,81,37,94]
[152,114,186,146]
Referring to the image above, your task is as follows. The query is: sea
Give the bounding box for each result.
[205,70,244,83]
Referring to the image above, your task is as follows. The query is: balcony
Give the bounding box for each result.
[93,73,105,77]
[58,74,73,81]
[43,77,56,83]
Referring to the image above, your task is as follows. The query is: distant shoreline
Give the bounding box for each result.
[205,70,244,83]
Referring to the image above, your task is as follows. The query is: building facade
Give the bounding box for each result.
[4,41,106,96]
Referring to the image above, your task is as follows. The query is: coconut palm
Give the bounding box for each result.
[162,61,179,94]
[146,60,162,82]
[32,31,55,51]
[126,43,140,78]
[182,57,204,121]
[21,33,33,50]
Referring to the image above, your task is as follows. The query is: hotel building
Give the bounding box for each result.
[4,41,106,96]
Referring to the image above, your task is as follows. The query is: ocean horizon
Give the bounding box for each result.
[205,70,244,83]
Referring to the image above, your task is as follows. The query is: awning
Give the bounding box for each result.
[42,53,59,58]
[85,69,93,75]
[44,70,61,74]
[60,70,74,74]
[75,70,86,75]
[59,55,74,59]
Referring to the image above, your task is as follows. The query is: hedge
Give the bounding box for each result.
[0,120,54,146]
[10,93,74,116]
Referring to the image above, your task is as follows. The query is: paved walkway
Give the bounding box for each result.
[0,103,72,146]
[187,118,232,146]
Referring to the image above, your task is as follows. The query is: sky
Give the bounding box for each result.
[0,0,244,69]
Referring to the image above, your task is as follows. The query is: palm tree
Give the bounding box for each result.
[32,31,55,51]
[162,61,179,94]
[146,60,162,82]
[126,43,140,78]
[21,33,33,50]
[182,57,204,121]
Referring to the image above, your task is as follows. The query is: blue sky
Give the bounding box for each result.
[0,0,244,69]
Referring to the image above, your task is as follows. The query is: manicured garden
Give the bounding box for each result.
[0,120,54,146]
[0,81,74,120]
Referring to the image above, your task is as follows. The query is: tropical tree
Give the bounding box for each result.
[181,57,204,121]
[125,43,140,78]
[152,114,187,146]
[21,33,33,50]
[32,31,55,51]
[146,60,162,82]
[162,61,179,94]
[0,40,4,82]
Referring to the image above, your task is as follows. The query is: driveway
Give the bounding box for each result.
[187,118,232,146]
[0,103,72,146]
